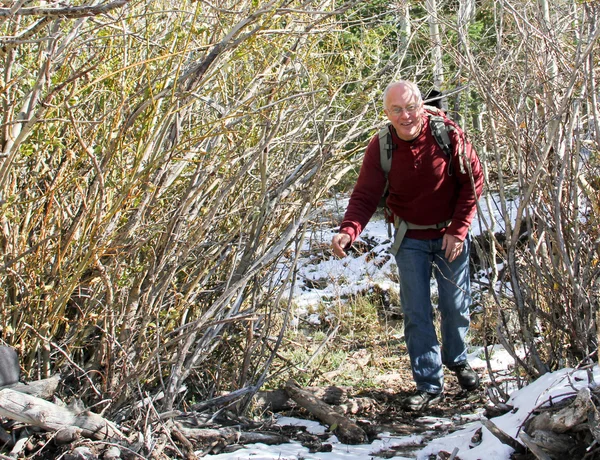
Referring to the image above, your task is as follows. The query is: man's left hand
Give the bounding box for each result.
[442,233,464,263]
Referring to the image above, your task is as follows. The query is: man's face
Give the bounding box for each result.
[383,85,424,141]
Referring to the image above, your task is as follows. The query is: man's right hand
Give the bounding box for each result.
[331,233,351,258]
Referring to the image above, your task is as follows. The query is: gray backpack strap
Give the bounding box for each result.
[390,219,409,256]
[427,111,453,176]
[378,125,394,237]
[390,217,452,256]
[378,125,393,176]
[429,115,452,156]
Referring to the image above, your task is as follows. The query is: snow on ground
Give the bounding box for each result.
[288,218,396,316]
[208,421,426,460]
[206,193,589,459]
[419,366,600,460]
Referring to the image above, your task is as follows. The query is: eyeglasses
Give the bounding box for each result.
[388,104,420,115]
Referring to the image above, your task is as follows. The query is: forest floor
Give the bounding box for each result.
[271,356,495,459]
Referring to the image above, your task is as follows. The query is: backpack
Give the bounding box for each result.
[378,105,453,222]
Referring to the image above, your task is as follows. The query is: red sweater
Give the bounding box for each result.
[339,115,484,244]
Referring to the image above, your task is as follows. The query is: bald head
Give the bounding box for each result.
[383,81,422,110]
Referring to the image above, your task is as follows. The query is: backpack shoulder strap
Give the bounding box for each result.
[378,124,393,177]
[424,106,454,175]
[424,107,452,158]
[378,125,394,234]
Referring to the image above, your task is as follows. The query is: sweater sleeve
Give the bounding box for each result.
[338,135,387,245]
[445,124,484,241]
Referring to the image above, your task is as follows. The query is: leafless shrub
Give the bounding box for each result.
[450,1,600,383]
[0,0,392,415]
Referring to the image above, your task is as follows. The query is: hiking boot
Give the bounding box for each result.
[403,390,444,411]
[448,362,480,390]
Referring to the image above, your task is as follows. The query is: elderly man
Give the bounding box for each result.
[332,80,484,411]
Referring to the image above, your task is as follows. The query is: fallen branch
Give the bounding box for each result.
[192,385,257,411]
[0,0,130,18]
[254,386,349,412]
[176,424,289,446]
[1,375,61,399]
[284,379,367,445]
[0,389,123,440]
[481,418,526,454]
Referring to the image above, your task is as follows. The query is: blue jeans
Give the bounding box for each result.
[395,236,472,393]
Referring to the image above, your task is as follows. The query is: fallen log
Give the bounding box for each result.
[518,387,600,458]
[176,424,289,446]
[284,379,367,445]
[0,388,123,440]
[1,374,61,399]
[254,386,349,412]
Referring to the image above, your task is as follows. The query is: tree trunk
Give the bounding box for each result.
[426,0,443,91]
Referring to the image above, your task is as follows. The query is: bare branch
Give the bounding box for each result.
[0,0,130,18]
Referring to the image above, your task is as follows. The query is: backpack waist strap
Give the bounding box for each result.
[390,217,452,256]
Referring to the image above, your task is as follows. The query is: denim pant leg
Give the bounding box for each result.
[433,236,472,367]
[395,238,443,393]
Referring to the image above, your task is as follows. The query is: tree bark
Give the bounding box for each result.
[176,424,289,446]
